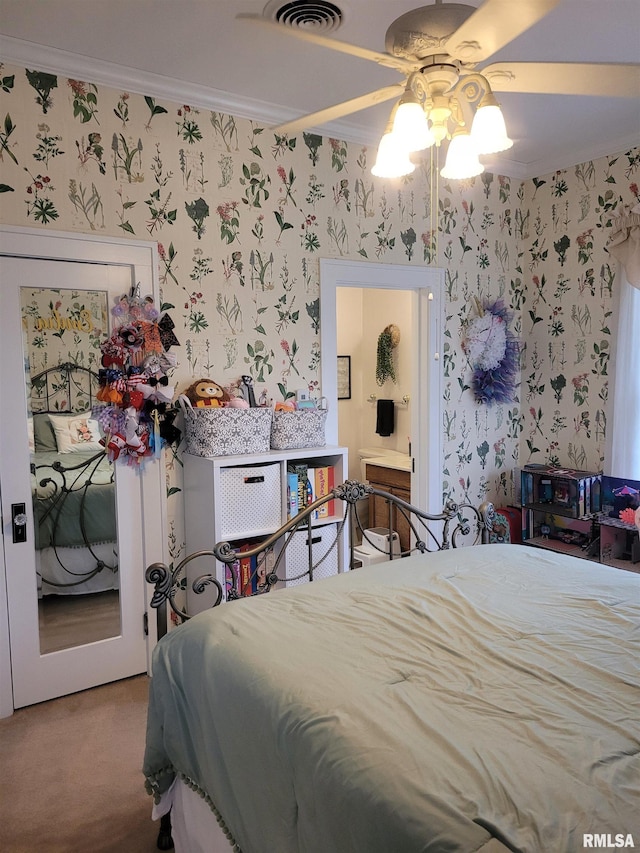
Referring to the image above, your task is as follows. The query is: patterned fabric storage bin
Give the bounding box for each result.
[183,407,273,457]
[270,409,327,450]
[219,462,282,540]
[278,523,339,588]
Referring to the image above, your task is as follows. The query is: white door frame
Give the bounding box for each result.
[0,226,166,717]
[319,259,444,516]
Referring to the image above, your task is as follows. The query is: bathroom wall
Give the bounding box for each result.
[362,288,412,455]
[336,286,412,479]
[336,286,363,481]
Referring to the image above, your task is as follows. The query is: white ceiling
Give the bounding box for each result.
[1,0,638,179]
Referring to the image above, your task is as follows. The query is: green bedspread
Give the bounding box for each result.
[144,543,640,853]
[31,450,116,549]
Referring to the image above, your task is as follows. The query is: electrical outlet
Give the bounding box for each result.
[296,389,309,402]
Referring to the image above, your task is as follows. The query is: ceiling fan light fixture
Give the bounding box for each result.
[427,96,452,146]
[427,114,450,146]
[371,129,416,179]
[440,128,484,180]
[471,93,513,155]
[392,94,435,152]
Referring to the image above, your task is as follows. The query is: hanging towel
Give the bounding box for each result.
[376,399,395,437]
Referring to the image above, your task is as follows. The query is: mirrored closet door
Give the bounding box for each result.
[0,229,165,710]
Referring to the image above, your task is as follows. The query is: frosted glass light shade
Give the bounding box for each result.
[392,100,435,152]
[371,132,416,178]
[440,129,484,180]
[471,101,513,154]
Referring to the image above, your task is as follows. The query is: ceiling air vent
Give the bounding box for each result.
[264,0,344,32]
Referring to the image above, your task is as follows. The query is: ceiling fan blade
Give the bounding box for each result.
[484,62,640,97]
[448,0,561,63]
[272,85,405,135]
[236,13,418,74]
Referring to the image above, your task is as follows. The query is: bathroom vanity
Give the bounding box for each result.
[364,457,411,553]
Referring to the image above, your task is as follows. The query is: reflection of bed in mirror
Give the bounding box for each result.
[29,363,118,597]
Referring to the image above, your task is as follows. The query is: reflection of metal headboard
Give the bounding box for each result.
[146,480,496,638]
[30,361,99,413]
[30,361,117,593]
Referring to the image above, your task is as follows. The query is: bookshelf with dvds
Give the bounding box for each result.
[183,446,348,613]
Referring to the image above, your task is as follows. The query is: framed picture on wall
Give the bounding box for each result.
[337,355,351,400]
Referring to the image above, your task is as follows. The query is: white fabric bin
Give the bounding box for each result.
[279,523,339,588]
[219,462,282,540]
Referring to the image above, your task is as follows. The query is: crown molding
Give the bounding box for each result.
[498,131,640,181]
[0,35,293,126]
[0,34,381,143]
[2,35,635,183]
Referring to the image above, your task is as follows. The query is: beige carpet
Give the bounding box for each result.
[0,675,160,853]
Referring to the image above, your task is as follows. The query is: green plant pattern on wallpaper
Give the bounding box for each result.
[26,69,57,114]
[24,168,58,223]
[145,188,177,234]
[144,96,168,131]
[76,133,106,174]
[303,133,322,166]
[68,179,104,230]
[1,60,638,553]
[185,197,209,239]
[114,92,130,126]
[176,105,202,144]
[1,112,18,166]
[241,161,270,207]
[69,80,99,124]
[112,133,144,183]
[34,124,64,166]
[217,201,240,243]
[211,112,239,152]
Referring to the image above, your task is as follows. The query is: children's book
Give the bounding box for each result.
[306,467,316,515]
[291,464,309,515]
[238,542,253,597]
[287,471,299,518]
[315,466,335,518]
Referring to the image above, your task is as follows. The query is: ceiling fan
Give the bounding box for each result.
[239,0,640,178]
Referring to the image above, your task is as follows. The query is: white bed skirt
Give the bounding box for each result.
[36,543,119,596]
[150,777,509,853]
[152,778,235,852]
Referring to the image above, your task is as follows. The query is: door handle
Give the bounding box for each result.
[11,503,28,544]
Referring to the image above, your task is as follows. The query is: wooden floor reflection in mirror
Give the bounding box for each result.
[38,590,120,654]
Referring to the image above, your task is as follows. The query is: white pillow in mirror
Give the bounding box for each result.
[48,412,103,453]
[27,417,35,453]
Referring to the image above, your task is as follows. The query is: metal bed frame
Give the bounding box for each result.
[147,480,495,637]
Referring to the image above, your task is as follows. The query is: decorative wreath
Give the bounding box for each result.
[462,298,518,406]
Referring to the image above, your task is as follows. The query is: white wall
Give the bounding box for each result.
[337,286,412,479]
[336,287,363,480]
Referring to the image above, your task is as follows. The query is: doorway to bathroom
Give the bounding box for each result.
[319,259,444,518]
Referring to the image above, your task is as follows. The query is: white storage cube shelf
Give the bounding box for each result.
[183,447,348,615]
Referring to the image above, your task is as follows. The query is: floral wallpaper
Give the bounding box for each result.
[21,287,108,375]
[20,287,108,416]
[519,159,639,474]
[1,61,638,564]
